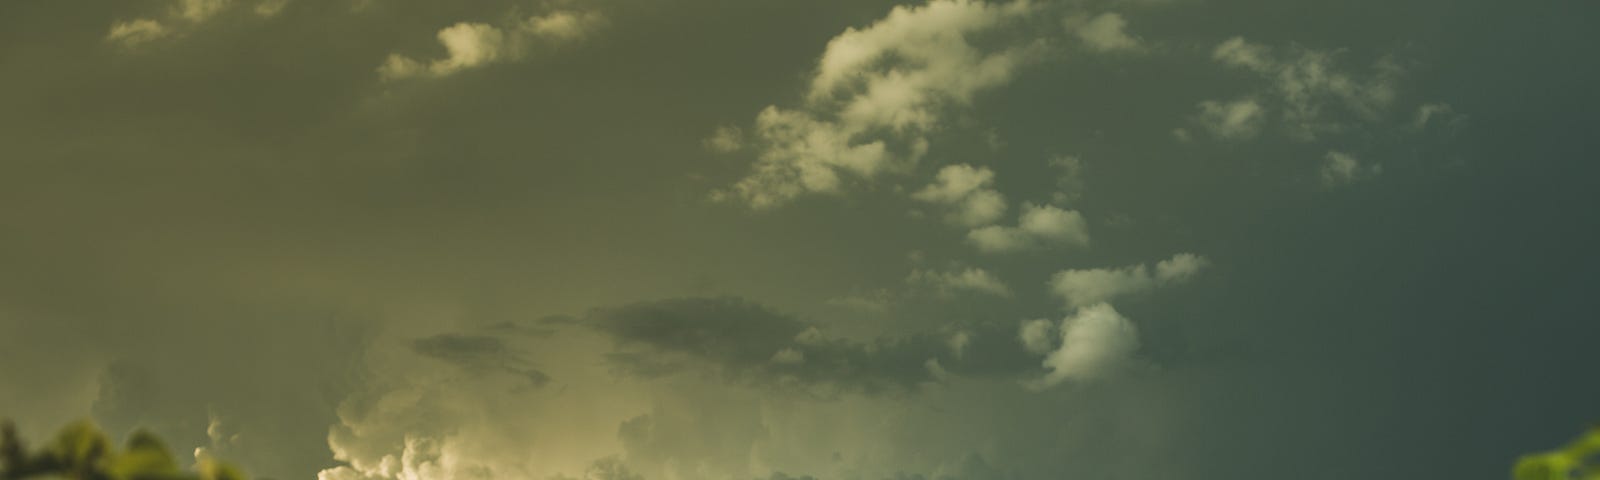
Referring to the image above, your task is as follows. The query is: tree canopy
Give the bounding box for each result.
[1,421,245,480]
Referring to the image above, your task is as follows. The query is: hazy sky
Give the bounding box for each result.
[2,0,1598,479]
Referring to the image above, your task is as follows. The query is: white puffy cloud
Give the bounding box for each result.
[253,0,289,17]
[1018,318,1055,355]
[967,204,1090,254]
[104,0,287,47]
[523,10,602,40]
[716,0,1043,208]
[1195,98,1264,140]
[1027,303,1140,388]
[380,10,603,81]
[1319,151,1381,187]
[1154,252,1209,283]
[176,0,229,21]
[1211,36,1271,71]
[380,22,506,80]
[711,107,894,208]
[907,267,1012,297]
[1197,36,1404,141]
[106,19,171,47]
[912,164,1008,227]
[1049,253,1208,308]
[1068,13,1142,53]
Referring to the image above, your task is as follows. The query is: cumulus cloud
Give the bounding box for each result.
[1049,253,1208,308]
[907,267,1013,298]
[176,0,229,21]
[1067,12,1143,53]
[1195,98,1265,140]
[106,19,171,47]
[1027,303,1139,388]
[1319,150,1381,187]
[318,325,655,480]
[380,10,603,81]
[967,203,1090,253]
[912,164,1008,227]
[104,0,289,47]
[715,0,1044,208]
[1196,36,1404,141]
[1018,318,1055,355]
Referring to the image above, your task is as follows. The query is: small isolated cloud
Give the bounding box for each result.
[1028,303,1139,388]
[703,126,744,153]
[1195,98,1264,140]
[1412,103,1466,130]
[967,203,1090,254]
[1048,155,1085,204]
[1196,36,1404,141]
[253,0,289,17]
[1049,252,1208,308]
[106,19,170,47]
[1319,151,1381,187]
[380,10,603,81]
[1067,12,1142,53]
[771,347,805,365]
[907,267,1012,298]
[176,0,229,22]
[714,0,1043,209]
[911,164,1008,227]
[523,10,600,40]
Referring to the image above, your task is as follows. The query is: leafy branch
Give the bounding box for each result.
[1515,427,1600,480]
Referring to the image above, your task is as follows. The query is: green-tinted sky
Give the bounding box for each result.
[2,0,1597,479]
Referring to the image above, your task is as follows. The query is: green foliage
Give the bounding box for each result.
[1515,427,1600,480]
[0,420,246,480]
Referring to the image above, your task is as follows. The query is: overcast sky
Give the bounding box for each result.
[2,0,1598,479]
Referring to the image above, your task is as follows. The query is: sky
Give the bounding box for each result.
[2,0,1598,479]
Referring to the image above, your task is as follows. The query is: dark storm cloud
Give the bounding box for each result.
[410,333,550,387]
[585,297,1040,395]
[762,453,1018,480]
